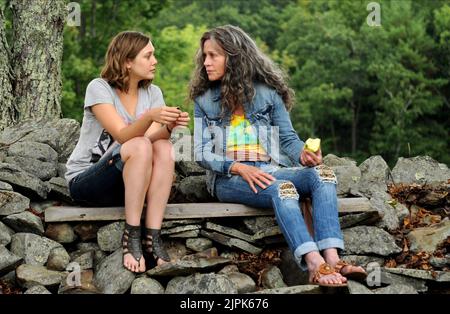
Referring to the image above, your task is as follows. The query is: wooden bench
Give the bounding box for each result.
[44,197,374,222]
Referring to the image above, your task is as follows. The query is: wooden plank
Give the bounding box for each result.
[44,197,373,222]
[200,230,262,255]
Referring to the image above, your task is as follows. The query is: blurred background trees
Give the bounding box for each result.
[1,0,448,166]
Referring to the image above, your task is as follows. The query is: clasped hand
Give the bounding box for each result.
[149,106,190,129]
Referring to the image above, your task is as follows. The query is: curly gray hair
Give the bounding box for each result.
[189,25,294,113]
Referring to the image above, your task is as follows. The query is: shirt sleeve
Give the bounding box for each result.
[84,78,115,110]
[149,85,165,108]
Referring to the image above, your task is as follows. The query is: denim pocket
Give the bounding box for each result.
[253,103,273,123]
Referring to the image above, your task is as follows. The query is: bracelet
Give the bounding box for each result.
[165,124,173,133]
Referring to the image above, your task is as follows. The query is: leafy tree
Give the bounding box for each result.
[55,0,450,166]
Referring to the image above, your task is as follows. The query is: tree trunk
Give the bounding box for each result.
[351,100,359,155]
[0,8,16,131]
[90,0,96,39]
[10,0,65,121]
[330,119,338,153]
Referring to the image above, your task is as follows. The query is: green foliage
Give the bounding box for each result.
[54,0,450,166]
[152,24,208,129]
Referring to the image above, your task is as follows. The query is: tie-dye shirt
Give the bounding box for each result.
[226,114,270,161]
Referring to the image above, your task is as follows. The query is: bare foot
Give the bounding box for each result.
[337,263,366,275]
[322,249,366,279]
[308,263,347,285]
[156,257,170,266]
[305,251,347,286]
[123,253,146,273]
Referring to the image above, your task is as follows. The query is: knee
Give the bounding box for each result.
[313,165,337,185]
[152,139,173,161]
[274,180,299,200]
[122,137,153,161]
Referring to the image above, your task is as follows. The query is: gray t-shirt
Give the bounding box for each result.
[65,78,165,183]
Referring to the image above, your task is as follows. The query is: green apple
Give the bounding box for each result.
[304,138,321,153]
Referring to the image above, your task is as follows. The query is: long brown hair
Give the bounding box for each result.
[189,25,294,113]
[101,31,151,93]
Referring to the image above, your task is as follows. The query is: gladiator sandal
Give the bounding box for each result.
[142,228,171,269]
[122,223,144,273]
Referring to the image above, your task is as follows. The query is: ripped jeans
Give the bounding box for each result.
[214,161,344,270]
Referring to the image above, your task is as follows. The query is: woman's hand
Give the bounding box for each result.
[173,112,190,128]
[300,148,323,167]
[231,163,276,193]
[166,111,190,132]
[148,106,181,125]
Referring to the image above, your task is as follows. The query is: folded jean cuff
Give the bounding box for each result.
[316,237,345,251]
[293,241,319,271]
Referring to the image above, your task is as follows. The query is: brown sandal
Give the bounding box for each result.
[334,260,367,282]
[310,263,348,287]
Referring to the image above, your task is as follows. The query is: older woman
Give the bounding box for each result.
[190,25,366,287]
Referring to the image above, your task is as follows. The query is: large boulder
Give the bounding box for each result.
[53,119,81,163]
[3,211,45,235]
[0,222,15,246]
[16,264,65,289]
[177,176,213,202]
[324,154,361,196]
[7,141,58,163]
[46,247,70,271]
[93,249,135,294]
[0,118,80,163]
[260,265,287,289]
[165,272,238,294]
[47,177,72,203]
[407,219,450,253]
[45,223,77,244]
[176,161,206,177]
[0,163,50,199]
[358,156,390,197]
[392,156,450,184]
[369,192,401,231]
[0,245,22,276]
[0,191,30,216]
[343,226,402,256]
[4,156,57,182]
[97,222,124,252]
[130,277,165,294]
[10,233,62,265]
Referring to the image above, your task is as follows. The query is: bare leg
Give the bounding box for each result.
[322,248,340,267]
[120,137,153,272]
[144,139,174,265]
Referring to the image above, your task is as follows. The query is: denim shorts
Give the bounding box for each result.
[69,145,125,206]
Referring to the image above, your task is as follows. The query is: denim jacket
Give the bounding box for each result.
[194,82,304,196]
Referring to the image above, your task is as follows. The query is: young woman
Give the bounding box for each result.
[65,31,190,273]
[190,25,367,287]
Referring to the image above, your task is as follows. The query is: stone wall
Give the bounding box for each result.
[0,119,449,294]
